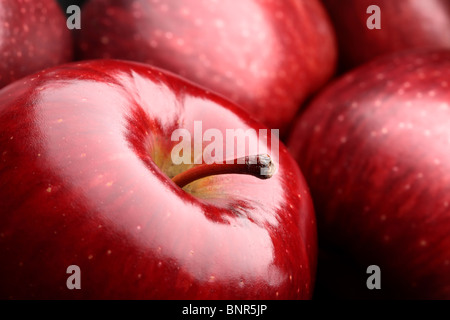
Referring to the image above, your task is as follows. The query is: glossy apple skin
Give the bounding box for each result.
[0,59,317,299]
[0,0,73,89]
[76,0,337,134]
[322,0,450,71]
[288,50,450,299]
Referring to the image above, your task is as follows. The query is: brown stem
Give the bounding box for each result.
[172,154,275,188]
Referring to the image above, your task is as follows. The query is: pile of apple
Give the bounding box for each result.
[0,0,449,300]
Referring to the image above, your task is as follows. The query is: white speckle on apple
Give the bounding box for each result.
[241,28,252,38]
[176,38,184,46]
[383,235,390,243]
[209,275,215,282]
[107,250,112,255]
[416,173,424,179]
[414,58,424,65]
[88,254,94,260]
[180,7,190,16]
[136,225,141,231]
[194,18,203,26]
[275,11,284,19]
[404,184,411,190]
[424,130,431,137]
[340,136,347,144]
[159,4,169,12]
[419,240,428,247]
[214,19,224,28]
[381,127,389,135]
[149,40,158,48]
[403,81,411,88]
[46,187,52,193]
[101,36,110,45]
[153,29,162,37]
[380,215,387,221]
[106,181,113,187]
[442,81,448,88]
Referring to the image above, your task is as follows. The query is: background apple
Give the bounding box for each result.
[0,0,73,89]
[0,59,317,299]
[288,49,450,299]
[322,0,450,72]
[75,0,337,135]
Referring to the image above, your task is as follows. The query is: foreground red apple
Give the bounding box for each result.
[0,59,317,299]
[0,0,73,89]
[288,49,450,299]
[322,0,450,71]
[76,0,337,134]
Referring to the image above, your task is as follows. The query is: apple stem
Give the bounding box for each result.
[172,154,275,188]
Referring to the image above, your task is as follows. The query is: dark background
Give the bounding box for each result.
[57,0,87,13]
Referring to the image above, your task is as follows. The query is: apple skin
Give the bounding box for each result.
[288,49,450,299]
[0,0,73,89]
[322,0,450,72]
[76,0,337,134]
[0,59,317,299]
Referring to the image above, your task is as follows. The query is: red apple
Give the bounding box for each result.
[0,59,317,299]
[0,0,73,89]
[322,0,450,71]
[288,49,450,299]
[76,0,337,134]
